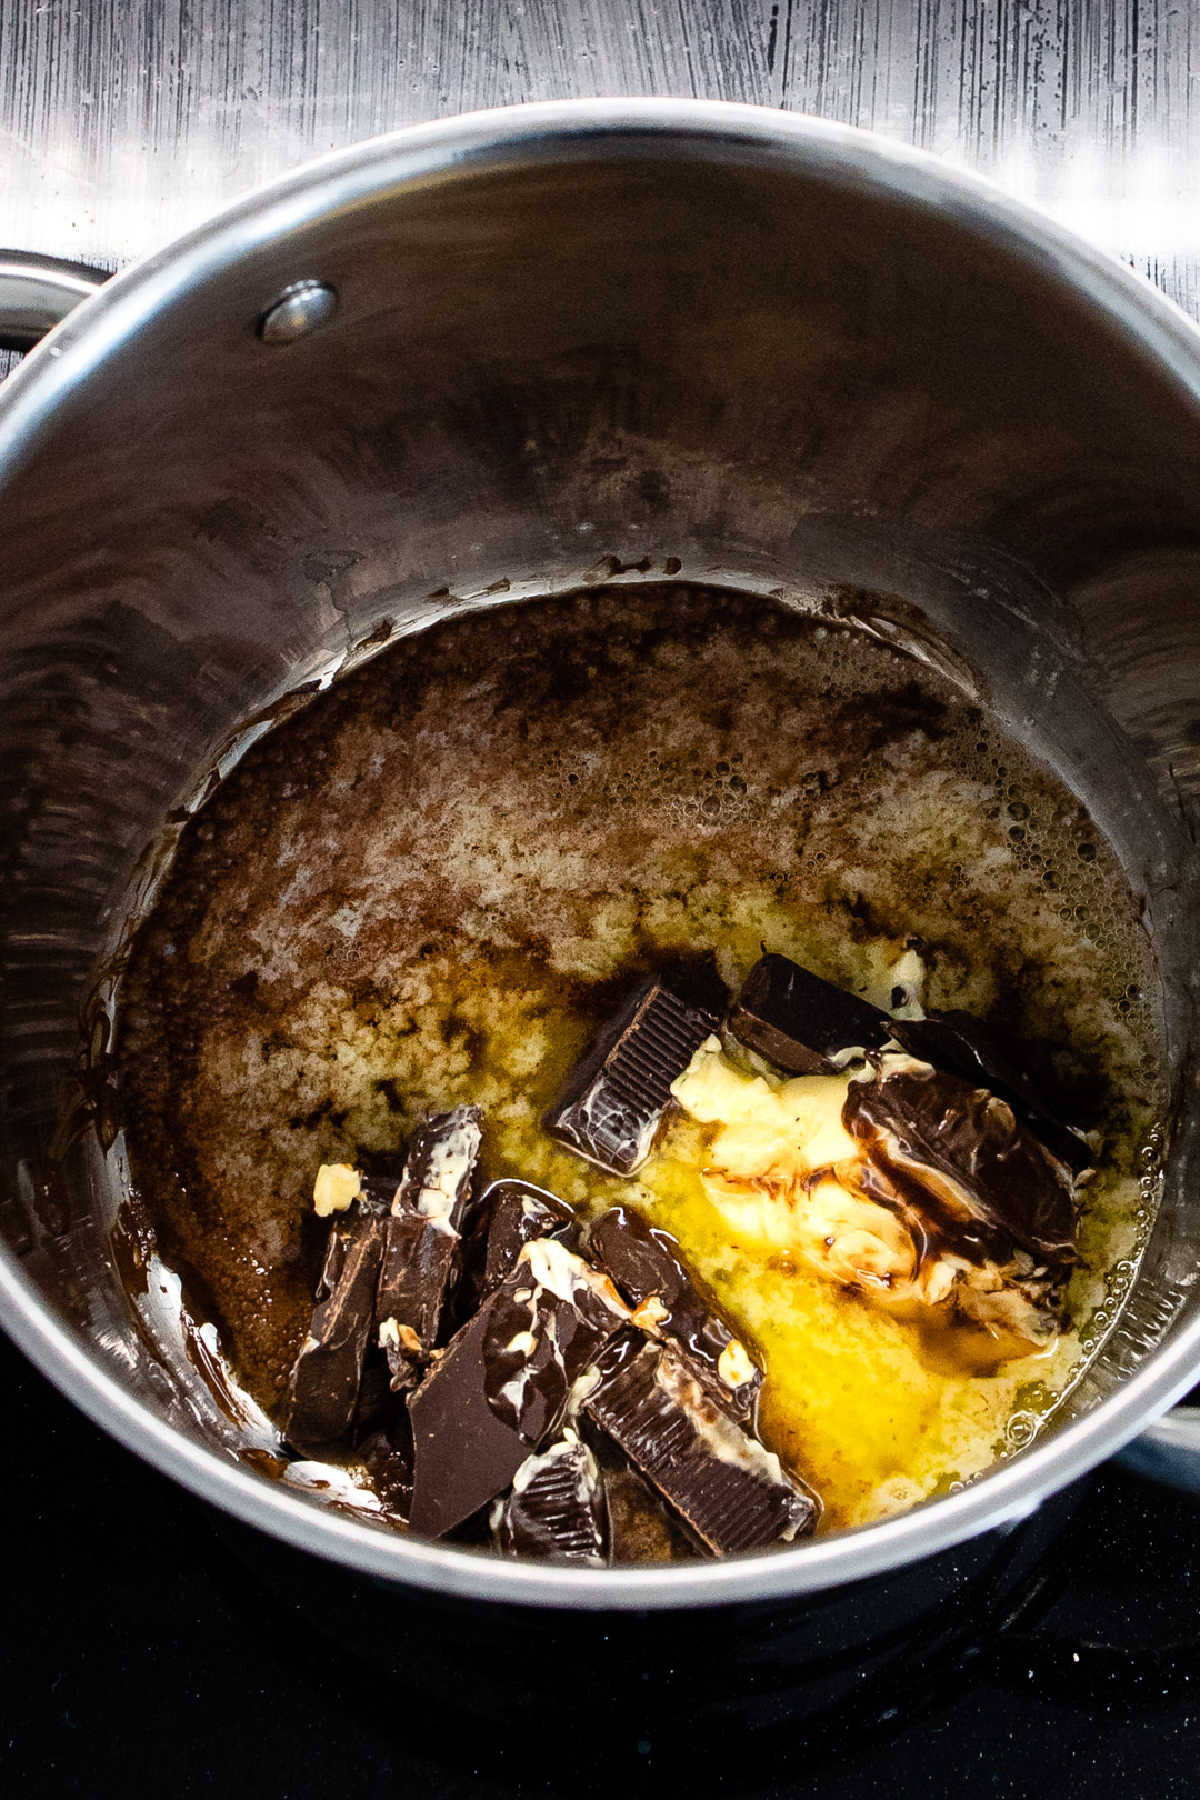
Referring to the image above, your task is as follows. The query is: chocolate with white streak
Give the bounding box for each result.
[727,953,887,1075]
[584,1338,819,1555]
[843,1060,1078,1266]
[888,1010,1094,1173]
[492,1430,608,1564]
[375,1106,482,1391]
[286,1212,387,1451]
[543,979,718,1176]
[478,1178,577,1295]
[407,1238,630,1539]
[588,1204,762,1421]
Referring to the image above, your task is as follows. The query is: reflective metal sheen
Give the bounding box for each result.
[0,253,107,353]
[257,279,340,344]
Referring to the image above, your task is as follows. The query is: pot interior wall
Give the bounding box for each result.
[3,126,1200,1559]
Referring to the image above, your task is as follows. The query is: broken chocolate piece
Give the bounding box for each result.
[481,1238,632,1441]
[888,1011,1093,1173]
[286,1212,387,1452]
[727,953,887,1075]
[492,1430,608,1564]
[843,1059,1078,1266]
[543,979,719,1176]
[478,1178,578,1295]
[406,1308,525,1537]
[584,1339,818,1556]
[588,1204,762,1420]
[581,1417,695,1561]
[408,1239,630,1538]
[375,1107,482,1391]
[356,1170,404,1215]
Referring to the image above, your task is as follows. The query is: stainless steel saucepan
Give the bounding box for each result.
[3,101,1200,1623]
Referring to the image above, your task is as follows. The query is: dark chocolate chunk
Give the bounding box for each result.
[478,1178,578,1295]
[584,1339,819,1556]
[357,1170,404,1215]
[286,1213,387,1452]
[480,1238,632,1442]
[843,1061,1078,1266]
[543,980,719,1176]
[588,1205,762,1420]
[727,953,888,1075]
[888,1011,1093,1173]
[375,1107,482,1391]
[407,1308,528,1538]
[408,1240,630,1539]
[492,1431,608,1564]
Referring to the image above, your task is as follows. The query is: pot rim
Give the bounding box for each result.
[3,96,1200,1610]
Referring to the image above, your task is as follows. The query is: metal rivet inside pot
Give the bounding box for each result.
[257,280,339,345]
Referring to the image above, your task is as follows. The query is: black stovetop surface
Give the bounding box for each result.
[6,1323,1200,1799]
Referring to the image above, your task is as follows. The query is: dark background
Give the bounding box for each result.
[6,1323,1200,1798]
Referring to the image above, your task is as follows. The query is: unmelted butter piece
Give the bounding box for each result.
[671,1042,917,1286]
[698,1174,801,1250]
[671,1039,859,1179]
[701,1168,916,1288]
[804,1178,916,1287]
[885,945,927,1020]
[312,1162,362,1217]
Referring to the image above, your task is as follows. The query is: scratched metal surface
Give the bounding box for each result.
[0,0,1198,324]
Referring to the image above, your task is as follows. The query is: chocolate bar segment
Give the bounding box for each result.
[375,1106,482,1391]
[888,1010,1093,1173]
[356,1169,405,1215]
[584,1339,819,1555]
[727,953,887,1075]
[408,1240,630,1538]
[285,1212,387,1452]
[481,1238,632,1442]
[479,1178,578,1296]
[843,1059,1078,1265]
[492,1430,608,1564]
[543,980,719,1176]
[588,1204,762,1420]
